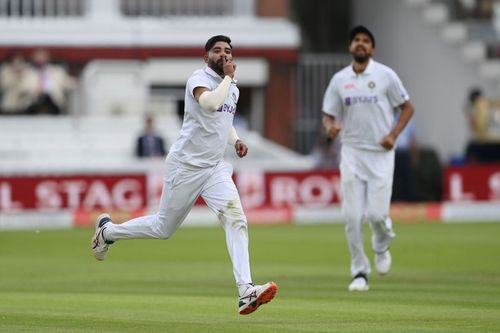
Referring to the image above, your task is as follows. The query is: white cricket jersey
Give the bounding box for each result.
[322,59,410,151]
[169,66,239,167]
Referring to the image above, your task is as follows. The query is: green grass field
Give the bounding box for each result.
[0,222,499,333]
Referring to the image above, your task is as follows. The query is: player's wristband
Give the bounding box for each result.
[228,126,240,146]
[198,76,232,112]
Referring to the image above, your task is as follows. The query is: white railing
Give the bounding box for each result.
[295,54,351,154]
[0,0,85,18]
[0,0,255,19]
[120,0,254,17]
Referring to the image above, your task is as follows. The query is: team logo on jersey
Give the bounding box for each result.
[217,103,236,114]
[232,92,238,103]
[368,81,376,89]
[344,95,378,106]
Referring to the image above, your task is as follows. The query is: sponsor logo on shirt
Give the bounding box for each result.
[217,103,236,114]
[344,95,378,106]
[344,83,355,90]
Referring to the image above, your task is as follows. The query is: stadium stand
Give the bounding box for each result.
[0,0,314,174]
[417,0,500,82]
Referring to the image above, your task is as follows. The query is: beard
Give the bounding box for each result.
[353,54,370,63]
[351,46,371,64]
[207,58,224,76]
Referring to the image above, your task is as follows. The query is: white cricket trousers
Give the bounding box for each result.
[105,155,252,286]
[340,145,396,277]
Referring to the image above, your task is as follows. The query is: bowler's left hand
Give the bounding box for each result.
[235,140,248,158]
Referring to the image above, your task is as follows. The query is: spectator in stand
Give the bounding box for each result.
[475,0,494,18]
[0,51,36,115]
[25,48,76,115]
[464,88,500,162]
[465,88,490,142]
[136,114,168,158]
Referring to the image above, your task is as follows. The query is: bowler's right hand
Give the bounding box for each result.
[325,122,341,140]
[221,56,236,79]
[322,114,341,140]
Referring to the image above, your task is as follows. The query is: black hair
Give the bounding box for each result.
[204,35,232,52]
[468,88,483,103]
[349,25,375,47]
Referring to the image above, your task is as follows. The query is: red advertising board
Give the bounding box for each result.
[2,164,498,214]
[444,164,500,201]
[235,170,341,209]
[0,174,147,212]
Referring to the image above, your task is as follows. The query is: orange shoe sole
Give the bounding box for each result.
[239,281,278,315]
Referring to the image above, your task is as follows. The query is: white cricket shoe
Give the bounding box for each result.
[348,273,369,291]
[91,213,114,261]
[375,250,392,275]
[238,281,278,315]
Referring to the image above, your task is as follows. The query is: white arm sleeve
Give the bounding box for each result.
[228,126,240,146]
[198,76,232,112]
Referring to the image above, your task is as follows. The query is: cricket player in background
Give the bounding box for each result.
[91,35,277,315]
[322,26,414,291]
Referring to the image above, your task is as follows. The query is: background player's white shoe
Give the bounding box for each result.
[91,213,114,261]
[375,250,392,275]
[238,281,278,315]
[348,273,369,291]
